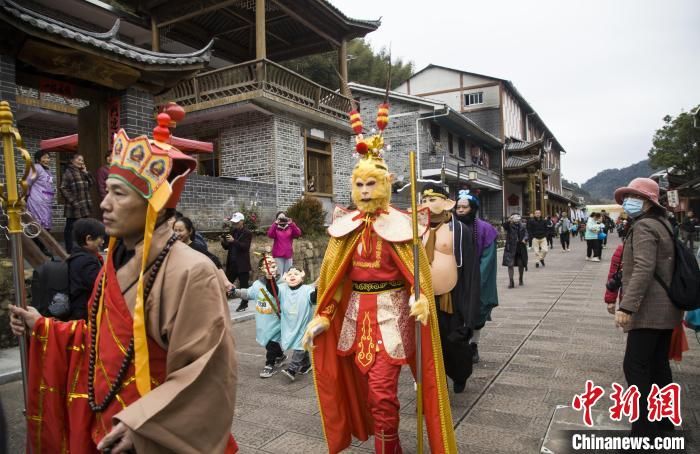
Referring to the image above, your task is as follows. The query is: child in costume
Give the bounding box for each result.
[233,253,286,378]
[279,267,316,381]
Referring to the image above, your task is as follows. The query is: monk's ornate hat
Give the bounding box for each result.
[109,112,196,211]
[103,107,196,397]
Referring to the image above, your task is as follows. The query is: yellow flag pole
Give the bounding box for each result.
[409,150,424,453]
[0,101,32,423]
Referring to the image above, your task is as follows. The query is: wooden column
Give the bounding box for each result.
[528,173,536,215]
[338,39,348,94]
[539,170,546,214]
[151,17,160,52]
[255,0,266,60]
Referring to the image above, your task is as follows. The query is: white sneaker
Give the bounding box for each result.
[586,257,590,261]
[592,257,601,262]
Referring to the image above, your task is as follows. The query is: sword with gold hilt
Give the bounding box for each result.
[0,100,33,421]
[408,150,424,454]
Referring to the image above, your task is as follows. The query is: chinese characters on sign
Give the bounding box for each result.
[572,381,682,427]
[107,97,120,148]
[39,78,76,98]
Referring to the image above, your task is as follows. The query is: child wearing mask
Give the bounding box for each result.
[232,254,286,378]
[279,267,316,381]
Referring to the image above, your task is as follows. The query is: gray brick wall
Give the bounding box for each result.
[120,88,155,137]
[462,108,502,139]
[273,116,304,208]
[178,174,277,230]
[177,108,355,217]
[0,54,16,112]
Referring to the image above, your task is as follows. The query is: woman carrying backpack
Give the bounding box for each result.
[613,178,683,436]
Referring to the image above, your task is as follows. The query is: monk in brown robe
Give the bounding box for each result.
[10,114,238,453]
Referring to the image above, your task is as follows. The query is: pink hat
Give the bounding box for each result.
[614,178,662,207]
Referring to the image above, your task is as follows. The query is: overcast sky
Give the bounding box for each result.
[333,0,700,184]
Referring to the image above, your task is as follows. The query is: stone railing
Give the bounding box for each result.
[155,59,352,123]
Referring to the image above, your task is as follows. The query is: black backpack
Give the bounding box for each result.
[651,219,700,311]
[30,259,70,317]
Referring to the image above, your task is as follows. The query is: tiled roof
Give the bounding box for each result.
[504,155,540,170]
[0,0,212,66]
[505,140,542,152]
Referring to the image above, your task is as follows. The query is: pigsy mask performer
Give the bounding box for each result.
[302,98,457,453]
[10,110,238,453]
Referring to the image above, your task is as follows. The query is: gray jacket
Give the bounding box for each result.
[619,215,683,332]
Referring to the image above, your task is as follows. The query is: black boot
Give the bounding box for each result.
[454,380,466,393]
[235,301,248,312]
[519,276,524,286]
[508,279,515,288]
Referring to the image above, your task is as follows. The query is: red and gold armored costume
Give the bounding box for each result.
[312,207,456,453]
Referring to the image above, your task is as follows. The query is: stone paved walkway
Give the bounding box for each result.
[1,234,698,453]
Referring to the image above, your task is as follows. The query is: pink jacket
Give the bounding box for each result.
[267,222,302,258]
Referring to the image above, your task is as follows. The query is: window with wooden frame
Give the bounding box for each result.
[448,132,454,155]
[196,134,220,177]
[305,134,333,195]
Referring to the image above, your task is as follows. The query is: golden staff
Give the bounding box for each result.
[409,150,424,453]
[0,100,32,414]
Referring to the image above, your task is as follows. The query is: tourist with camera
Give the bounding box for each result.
[267,210,302,274]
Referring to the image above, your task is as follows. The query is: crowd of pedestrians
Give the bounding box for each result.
[16,145,700,446]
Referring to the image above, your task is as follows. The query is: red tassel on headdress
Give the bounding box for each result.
[376,103,389,131]
[349,110,363,134]
[355,141,368,155]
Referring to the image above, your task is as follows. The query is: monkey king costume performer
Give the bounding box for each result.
[420,182,481,393]
[302,103,457,453]
[23,113,238,453]
[455,189,499,364]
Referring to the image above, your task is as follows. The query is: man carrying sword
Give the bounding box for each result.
[302,102,456,453]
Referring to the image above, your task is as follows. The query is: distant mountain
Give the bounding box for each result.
[581,159,659,203]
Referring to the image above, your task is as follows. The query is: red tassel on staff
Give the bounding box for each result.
[349,110,363,134]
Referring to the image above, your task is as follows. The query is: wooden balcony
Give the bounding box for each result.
[421,155,503,190]
[155,59,352,125]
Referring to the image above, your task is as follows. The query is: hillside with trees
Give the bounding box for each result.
[581,159,659,202]
[283,39,414,90]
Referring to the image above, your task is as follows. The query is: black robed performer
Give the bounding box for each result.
[419,182,480,392]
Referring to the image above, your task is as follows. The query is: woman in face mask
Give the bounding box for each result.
[612,178,683,436]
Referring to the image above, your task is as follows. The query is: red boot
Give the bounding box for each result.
[374,430,402,454]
